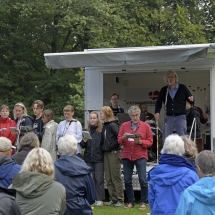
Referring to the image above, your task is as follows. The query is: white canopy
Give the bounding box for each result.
[44,44,215,69]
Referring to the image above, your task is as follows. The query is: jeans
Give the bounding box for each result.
[162,115,187,144]
[123,158,148,204]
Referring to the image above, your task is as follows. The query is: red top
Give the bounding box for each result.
[118,120,153,161]
[0,117,17,145]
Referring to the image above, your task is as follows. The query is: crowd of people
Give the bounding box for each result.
[0,70,214,215]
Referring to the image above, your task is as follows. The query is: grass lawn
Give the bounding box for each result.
[93,204,151,215]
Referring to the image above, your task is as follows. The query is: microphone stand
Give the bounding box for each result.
[164,85,169,144]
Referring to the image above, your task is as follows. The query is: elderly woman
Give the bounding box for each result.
[148,134,198,215]
[118,105,153,210]
[11,148,66,215]
[55,134,96,215]
[41,110,58,161]
[176,150,215,214]
[181,135,198,166]
[11,132,40,165]
[0,105,17,150]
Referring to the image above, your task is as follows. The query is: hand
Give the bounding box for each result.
[203,113,208,119]
[83,137,88,142]
[154,113,160,121]
[122,134,128,141]
[188,96,193,101]
[14,129,19,134]
[134,138,142,144]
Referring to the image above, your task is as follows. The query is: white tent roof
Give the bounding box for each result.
[44,44,215,70]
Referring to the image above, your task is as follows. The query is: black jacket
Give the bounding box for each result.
[32,116,44,143]
[15,115,34,138]
[110,106,124,116]
[186,107,201,138]
[155,84,192,115]
[0,185,22,215]
[11,146,33,165]
[102,120,121,152]
[80,126,103,163]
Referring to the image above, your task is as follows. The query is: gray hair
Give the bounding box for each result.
[128,105,141,115]
[181,135,198,158]
[18,132,40,152]
[161,134,185,156]
[164,70,179,84]
[58,134,77,156]
[195,150,215,176]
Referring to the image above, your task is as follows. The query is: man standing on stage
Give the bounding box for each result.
[154,70,193,143]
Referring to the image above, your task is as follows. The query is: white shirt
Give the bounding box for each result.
[56,119,82,154]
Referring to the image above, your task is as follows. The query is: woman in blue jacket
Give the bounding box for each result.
[147,134,198,215]
[175,150,215,215]
[55,134,96,215]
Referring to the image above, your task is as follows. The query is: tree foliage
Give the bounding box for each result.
[0,0,213,124]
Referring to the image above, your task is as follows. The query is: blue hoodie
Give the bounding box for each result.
[0,156,21,188]
[175,177,215,215]
[147,154,198,215]
[55,155,96,215]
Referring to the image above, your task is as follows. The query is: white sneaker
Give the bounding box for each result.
[95,201,103,206]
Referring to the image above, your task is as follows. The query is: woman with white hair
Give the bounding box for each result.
[147,134,198,215]
[54,134,96,215]
[11,148,66,215]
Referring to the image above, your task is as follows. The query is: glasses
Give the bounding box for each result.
[111,98,119,100]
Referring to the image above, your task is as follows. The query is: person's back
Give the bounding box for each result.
[0,155,21,187]
[12,171,65,215]
[12,132,40,165]
[0,185,22,215]
[0,137,21,187]
[55,135,96,215]
[11,148,66,215]
[148,157,198,214]
[175,150,215,215]
[148,134,198,215]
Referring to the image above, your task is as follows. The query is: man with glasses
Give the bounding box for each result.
[110,92,124,116]
[118,105,153,210]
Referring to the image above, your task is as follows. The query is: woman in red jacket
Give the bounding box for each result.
[0,105,17,152]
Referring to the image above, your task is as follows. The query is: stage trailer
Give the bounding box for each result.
[44,44,215,152]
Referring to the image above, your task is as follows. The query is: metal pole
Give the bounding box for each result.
[156,120,159,163]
